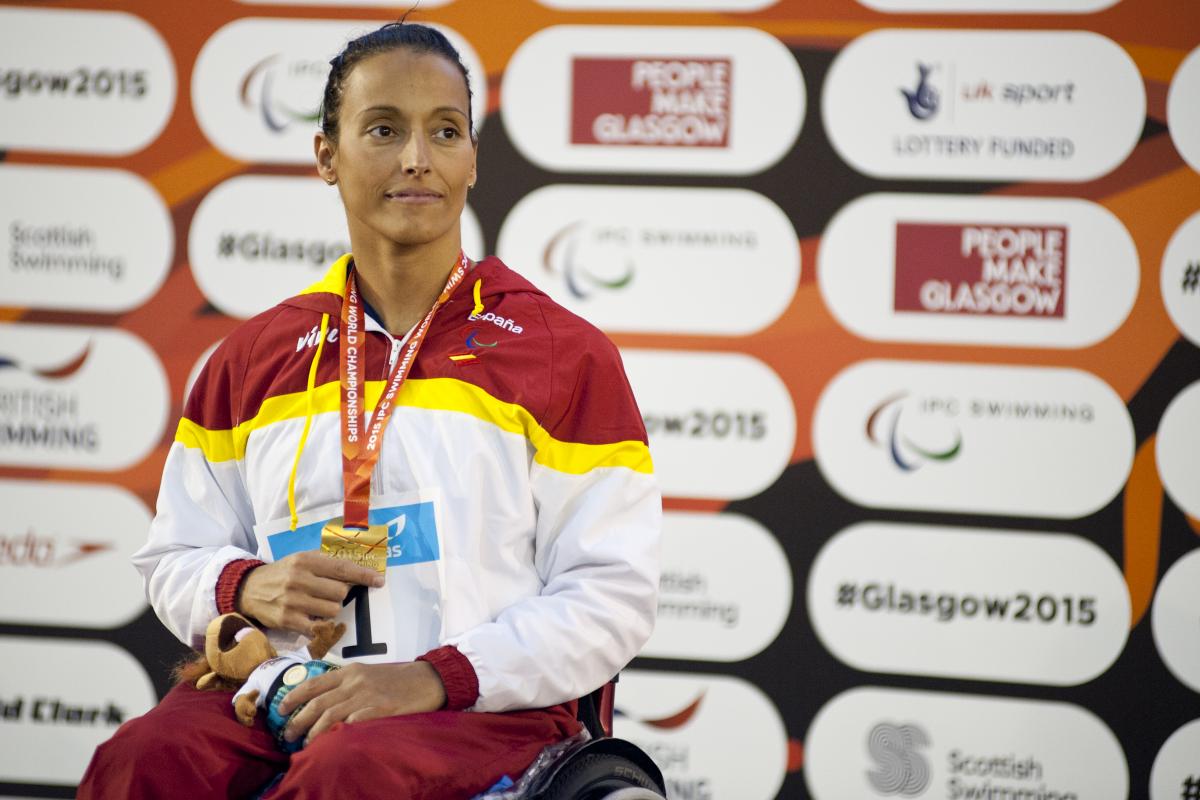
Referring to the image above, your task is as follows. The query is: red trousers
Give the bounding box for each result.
[78,682,580,799]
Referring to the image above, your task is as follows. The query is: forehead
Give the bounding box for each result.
[340,49,470,115]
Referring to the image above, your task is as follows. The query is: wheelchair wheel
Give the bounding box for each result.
[540,753,664,800]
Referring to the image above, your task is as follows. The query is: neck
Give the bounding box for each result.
[350,237,462,335]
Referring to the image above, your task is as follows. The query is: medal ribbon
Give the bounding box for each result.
[338,251,469,528]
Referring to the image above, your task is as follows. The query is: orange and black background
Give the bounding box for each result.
[1,1,1198,797]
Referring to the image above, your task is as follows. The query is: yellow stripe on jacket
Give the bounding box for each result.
[174,377,653,476]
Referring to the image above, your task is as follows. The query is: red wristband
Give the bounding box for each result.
[418,645,480,710]
[215,558,265,615]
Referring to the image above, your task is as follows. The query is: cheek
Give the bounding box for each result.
[451,156,476,186]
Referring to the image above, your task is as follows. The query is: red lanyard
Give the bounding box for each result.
[337,251,469,528]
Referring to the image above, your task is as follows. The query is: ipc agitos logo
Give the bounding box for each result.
[866,392,962,471]
[543,221,636,300]
[239,54,324,134]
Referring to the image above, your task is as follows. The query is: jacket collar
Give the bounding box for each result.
[282,253,542,317]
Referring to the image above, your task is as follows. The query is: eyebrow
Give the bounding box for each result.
[357,104,469,119]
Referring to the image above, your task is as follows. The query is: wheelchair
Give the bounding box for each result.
[256,677,666,799]
[503,678,666,800]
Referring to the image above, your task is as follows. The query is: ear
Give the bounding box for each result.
[315,132,337,186]
[308,620,347,660]
[468,139,478,189]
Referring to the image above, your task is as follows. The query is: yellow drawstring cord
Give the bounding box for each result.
[288,312,330,531]
[472,278,484,317]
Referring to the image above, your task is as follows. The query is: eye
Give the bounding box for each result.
[368,124,394,138]
[435,126,461,141]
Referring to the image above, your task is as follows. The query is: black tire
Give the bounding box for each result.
[541,753,663,800]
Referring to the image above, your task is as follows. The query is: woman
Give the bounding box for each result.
[79,22,660,799]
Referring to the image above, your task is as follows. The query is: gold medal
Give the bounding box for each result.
[321,519,389,574]
[282,664,309,687]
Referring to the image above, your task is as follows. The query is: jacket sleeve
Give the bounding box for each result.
[132,340,260,651]
[444,320,661,713]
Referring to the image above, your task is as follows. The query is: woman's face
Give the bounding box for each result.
[316,49,476,253]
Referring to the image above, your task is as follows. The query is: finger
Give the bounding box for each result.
[277,608,338,638]
[278,669,342,717]
[310,554,385,588]
[292,596,344,621]
[278,558,356,602]
[284,691,335,743]
[344,707,387,724]
[304,575,358,603]
[305,700,358,744]
[284,708,314,744]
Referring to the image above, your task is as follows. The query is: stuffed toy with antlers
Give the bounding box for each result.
[176,612,345,751]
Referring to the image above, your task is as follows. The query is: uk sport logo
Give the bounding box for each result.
[901,63,940,121]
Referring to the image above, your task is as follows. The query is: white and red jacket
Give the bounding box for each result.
[133,255,661,713]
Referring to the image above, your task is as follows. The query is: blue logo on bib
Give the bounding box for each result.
[267,501,439,567]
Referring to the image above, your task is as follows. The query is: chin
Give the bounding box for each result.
[379,221,458,249]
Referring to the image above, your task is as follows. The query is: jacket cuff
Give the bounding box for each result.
[215,558,266,615]
[418,645,479,710]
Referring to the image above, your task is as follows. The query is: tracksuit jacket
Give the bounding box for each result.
[132,254,661,713]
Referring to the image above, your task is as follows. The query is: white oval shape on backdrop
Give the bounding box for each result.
[0,165,173,313]
[808,521,1129,685]
[502,26,804,175]
[189,174,483,319]
[1150,718,1200,800]
[0,638,157,786]
[192,18,485,165]
[1156,380,1200,520]
[622,349,795,500]
[0,480,150,628]
[822,29,1144,181]
[497,185,799,335]
[805,686,1128,800]
[1168,44,1200,176]
[538,0,777,7]
[184,341,223,408]
[238,0,455,4]
[1151,547,1200,694]
[614,670,787,800]
[819,192,1138,347]
[643,511,792,662]
[0,7,175,156]
[812,360,1135,518]
[0,324,169,470]
[1160,210,1200,349]
[857,0,1120,10]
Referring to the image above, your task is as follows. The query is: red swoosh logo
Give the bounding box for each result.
[58,540,116,566]
[36,343,92,379]
[617,691,706,730]
[0,343,92,379]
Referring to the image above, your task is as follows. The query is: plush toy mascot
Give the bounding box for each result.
[176,613,345,751]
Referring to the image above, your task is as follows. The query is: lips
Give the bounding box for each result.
[384,189,443,203]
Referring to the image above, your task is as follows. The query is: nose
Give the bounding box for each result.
[400,130,431,176]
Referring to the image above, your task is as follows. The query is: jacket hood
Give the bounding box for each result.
[278,254,548,317]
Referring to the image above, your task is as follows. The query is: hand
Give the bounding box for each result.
[237,550,384,637]
[278,661,447,745]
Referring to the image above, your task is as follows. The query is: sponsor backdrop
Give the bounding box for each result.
[0,0,1197,797]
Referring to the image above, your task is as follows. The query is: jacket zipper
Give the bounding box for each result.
[387,336,402,372]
